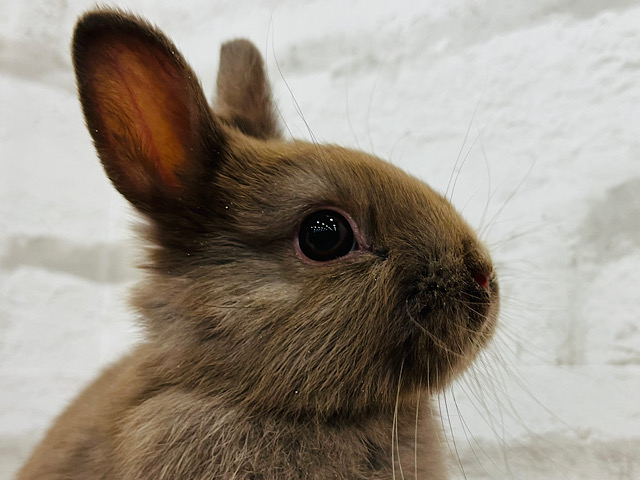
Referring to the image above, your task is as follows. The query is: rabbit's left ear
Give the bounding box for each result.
[72,10,222,214]
[215,39,282,140]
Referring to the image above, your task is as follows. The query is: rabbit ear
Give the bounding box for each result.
[72,11,222,213]
[215,39,282,140]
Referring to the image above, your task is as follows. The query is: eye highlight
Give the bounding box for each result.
[297,210,356,262]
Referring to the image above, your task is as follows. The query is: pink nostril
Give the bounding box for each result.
[472,269,490,290]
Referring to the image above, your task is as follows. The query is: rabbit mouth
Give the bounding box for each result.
[402,268,499,366]
[406,267,497,323]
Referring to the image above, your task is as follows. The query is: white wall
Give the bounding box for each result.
[2,1,639,478]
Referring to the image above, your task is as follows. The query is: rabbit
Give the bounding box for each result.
[17,8,499,480]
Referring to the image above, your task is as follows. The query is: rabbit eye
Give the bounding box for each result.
[298,210,356,262]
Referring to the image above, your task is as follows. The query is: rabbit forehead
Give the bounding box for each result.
[223,136,473,246]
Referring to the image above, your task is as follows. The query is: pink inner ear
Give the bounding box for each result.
[87,37,193,196]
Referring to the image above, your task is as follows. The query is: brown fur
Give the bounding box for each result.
[17,9,500,480]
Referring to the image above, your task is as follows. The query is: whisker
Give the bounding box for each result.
[365,55,389,155]
[446,75,488,201]
[388,131,413,165]
[344,59,361,150]
[392,361,405,480]
[460,371,515,455]
[264,19,294,140]
[480,159,536,238]
[398,361,407,480]
[450,113,493,205]
[269,26,317,145]
[414,386,420,480]
[444,388,467,479]
[451,387,488,476]
[477,137,493,232]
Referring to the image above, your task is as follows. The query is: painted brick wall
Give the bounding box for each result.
[2,1,639,478]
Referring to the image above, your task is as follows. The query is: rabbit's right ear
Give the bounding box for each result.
[72,10,222,214]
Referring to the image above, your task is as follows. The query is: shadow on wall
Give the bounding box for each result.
[579,177,640,263]
[0,236,138,284]
[459,435,640,480]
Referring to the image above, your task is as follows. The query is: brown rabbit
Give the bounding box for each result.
[17,8,499,480]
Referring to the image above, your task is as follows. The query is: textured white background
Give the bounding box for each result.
[1,1,639,478]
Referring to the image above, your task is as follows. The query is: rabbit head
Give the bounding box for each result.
[73,10,499,421]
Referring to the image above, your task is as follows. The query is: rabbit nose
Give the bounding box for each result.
[461,237,494,292]
[470,268,490,290]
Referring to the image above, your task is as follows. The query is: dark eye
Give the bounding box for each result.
[298,210,356,262]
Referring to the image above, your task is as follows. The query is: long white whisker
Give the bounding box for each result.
[269,26,317,145]
[392,363,399,479]
[446,74,488,201]
[345,59,361,150]
[365,55,388,155]
[264,18,294,140]
[393,360,406,480]
[480,159,536,238]
[444,389,468,480]
[414,387,420,480]
[450,113,493,205]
